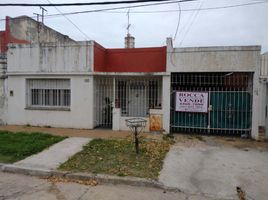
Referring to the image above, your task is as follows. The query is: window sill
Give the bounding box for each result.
[25,106,71,111]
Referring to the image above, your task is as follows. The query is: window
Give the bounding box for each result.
[26,79,71,109]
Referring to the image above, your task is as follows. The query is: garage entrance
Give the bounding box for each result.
[170,72,253,135]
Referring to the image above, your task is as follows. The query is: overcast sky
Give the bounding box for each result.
[0,0,268,53]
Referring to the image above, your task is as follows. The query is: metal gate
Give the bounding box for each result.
[94,77,114,128]
[170,72,253,135]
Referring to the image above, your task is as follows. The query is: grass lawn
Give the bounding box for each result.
[0,130,66,163]
[59,137,173,179]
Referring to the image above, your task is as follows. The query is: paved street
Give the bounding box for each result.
[0,172,216,200]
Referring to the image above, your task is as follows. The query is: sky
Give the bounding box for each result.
[0,0,268,53]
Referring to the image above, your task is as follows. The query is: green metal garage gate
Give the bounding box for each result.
[170,72,252,135]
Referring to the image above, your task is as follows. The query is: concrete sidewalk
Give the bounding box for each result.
[14,137,91,170]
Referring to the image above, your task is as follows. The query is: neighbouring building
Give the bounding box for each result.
[0,15,267,140]
[260,52,268,140]
[166,38,262,140]
[0,15,76,126]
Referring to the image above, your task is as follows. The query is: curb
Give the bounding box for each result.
[0,163,180,193]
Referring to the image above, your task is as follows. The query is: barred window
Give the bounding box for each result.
[26,79,71,109]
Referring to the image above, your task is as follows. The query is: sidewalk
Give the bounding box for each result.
[15,137,91,170]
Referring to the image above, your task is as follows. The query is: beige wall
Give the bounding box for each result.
[0,54,7,124]
[9,16,74,44]
[7,41,93,73]
[167,38,261,73]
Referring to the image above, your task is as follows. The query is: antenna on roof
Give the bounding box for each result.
[33,6,47,24]
[125,10,135,48]
[126,9,131,35]
[40,6,47,24]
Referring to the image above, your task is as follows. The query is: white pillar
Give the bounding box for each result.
[88,75,95,129]
[113,108,120,131]
[251,52,261,140]
[162,74,171,134]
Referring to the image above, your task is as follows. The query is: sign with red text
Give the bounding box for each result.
[176,92,208,113]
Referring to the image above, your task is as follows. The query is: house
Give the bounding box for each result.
[0,15,266,140]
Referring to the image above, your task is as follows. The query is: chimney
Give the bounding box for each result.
[125,33,135,48]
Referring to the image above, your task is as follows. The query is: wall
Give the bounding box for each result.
[0,54,7,124]
[260,52,268,139]
[0,16,75,53]
[162,75,171,133]
[167,38,261,73]
[7,75,94,129]
[94,41,166,72]
[8,41,93,73]
[0,79,7,125]
[94,42,106,72]
[261,52,268,76]
[8,16,74,44]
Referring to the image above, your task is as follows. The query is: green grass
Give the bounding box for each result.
[0,130,66,163]
[59,138,172,179]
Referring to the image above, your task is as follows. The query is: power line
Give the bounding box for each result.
[0,0,194,22]
[179,0,203,46]
[103,1,268,13]
[176,0,199,45]
[45,0,91,40]
[38,0,268,17]
[173,2,181,42]
[0,0,194,7]
[0,0,267,23]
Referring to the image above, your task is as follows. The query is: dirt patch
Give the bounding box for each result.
[1,125,267,150]
[0,125,163,140]
[173,134,268,150]
[205,136,268,150]
[173,134,208,148]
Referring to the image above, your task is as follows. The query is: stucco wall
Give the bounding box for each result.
[8,16,74,44]
[0,54,7,124]
[93,41,166,72]
[261,52,268,76]
[167,40,261,72]
[7,41,93,73]
[260,52,268,138]
[7,75,94,129]
[0,79,7,125]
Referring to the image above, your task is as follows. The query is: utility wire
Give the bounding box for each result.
[0,0,266,21]
[40,0,268,17]
[45,0,91,40]
[0,0,195,7]
[173,2,181,42]
[176,0,199,45]
[102,1,268,13]
[0,0,267,22]
[179,0,203,46]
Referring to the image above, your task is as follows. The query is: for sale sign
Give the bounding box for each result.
[176,92,208,113]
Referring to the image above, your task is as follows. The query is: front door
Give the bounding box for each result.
[128,86,147,117]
